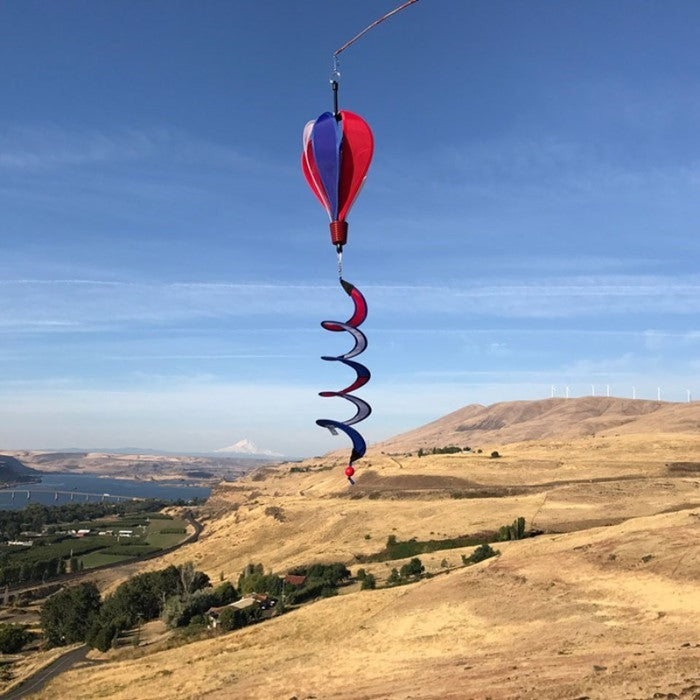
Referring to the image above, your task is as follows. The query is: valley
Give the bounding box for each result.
[3,397,698,699]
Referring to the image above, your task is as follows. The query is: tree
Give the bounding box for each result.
[0,623,31,653]
[161,596,186,629]
[90,620,118,652]
[399,558,425,579]
[360,574,376,590]
[40,582,101,646]
[496,517,526,541]
[177,562,210,602]
[218,604,261,632]
[213,581,238,605]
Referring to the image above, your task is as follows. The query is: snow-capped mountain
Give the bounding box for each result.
[215,439,282,458]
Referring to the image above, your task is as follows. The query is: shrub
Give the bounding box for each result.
[490,451,500,459]
[387,568,401,585]
[462,543,499,565]
[0,623,31,653]
[264,506,285,522]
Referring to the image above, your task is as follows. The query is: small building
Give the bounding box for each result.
[251,593,278,610]
[118,530,134,538]
[206,598,259,629]
[206,605,229,628]
[283,574,307,587]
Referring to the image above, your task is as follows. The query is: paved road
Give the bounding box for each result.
[3,645,90,699]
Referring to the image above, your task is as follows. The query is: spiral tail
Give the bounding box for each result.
[318,278,371,484]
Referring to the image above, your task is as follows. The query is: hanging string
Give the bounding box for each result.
[333,0,420,58]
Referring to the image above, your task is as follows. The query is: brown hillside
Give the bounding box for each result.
[43,509,700,700]
[22,397,700,700]
[375,396,700,452]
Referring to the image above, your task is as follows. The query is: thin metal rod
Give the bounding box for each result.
[332,80,339,117]
[334,0,420,57]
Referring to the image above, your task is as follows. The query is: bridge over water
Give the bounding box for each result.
[0,489,143,503]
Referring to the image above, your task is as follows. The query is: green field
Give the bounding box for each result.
[0,504,195,586]
[80,551,135,569]
[144,517,189,548]
[75,515,188,567]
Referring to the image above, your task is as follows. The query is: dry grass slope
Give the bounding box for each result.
[31,398,700,699]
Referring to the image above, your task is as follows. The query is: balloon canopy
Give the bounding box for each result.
[301,110,374,247]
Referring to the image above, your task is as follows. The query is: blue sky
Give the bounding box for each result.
[1,0,699,457]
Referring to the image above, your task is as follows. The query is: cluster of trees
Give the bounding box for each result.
[461,543,499,565]
[364,533,483,564]
[386,557,425,585]
[496,517,526,541]
[39,560,359,652]
[237,561,351,605]
[285,562,351,603]
[0,500,172,541]
[417,446,473,457]
[40,581,102,647]
[161,579,238,631]
[0,556,70,587]
[237,563,283,597]
[39,562,214,651]
[0,534,155,587]
[355,568,376,589]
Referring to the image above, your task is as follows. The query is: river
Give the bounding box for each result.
[0,473,211,510]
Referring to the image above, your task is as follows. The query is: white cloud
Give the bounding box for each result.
[0,275,699,332]
[0,126,161,171]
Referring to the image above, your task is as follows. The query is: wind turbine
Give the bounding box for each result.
[685,388,692,402]
[657,387,662,401]
[632,386,636,400]
[591,384,595,396]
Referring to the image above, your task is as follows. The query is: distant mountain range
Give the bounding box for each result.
[41,443,285,460]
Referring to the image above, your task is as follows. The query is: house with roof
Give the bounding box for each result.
[206,597,258,628]
[283,574,307,587]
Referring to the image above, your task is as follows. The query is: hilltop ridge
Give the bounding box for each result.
[375,396,700,452]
